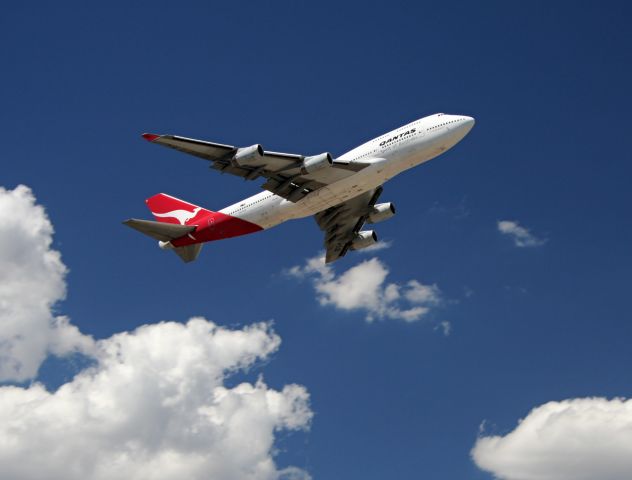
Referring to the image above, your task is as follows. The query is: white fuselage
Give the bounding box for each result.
[220,113,475,229]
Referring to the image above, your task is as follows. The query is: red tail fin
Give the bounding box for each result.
[145,193,211,226]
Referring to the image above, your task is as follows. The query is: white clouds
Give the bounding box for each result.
[497,220,546,248]
[0,185,313,479]
[288,255,441,322]
[472,397,632,480]
[357,239,392,253]
[0,318,312,480]
[0,185,94,382]
[435,320,452,336]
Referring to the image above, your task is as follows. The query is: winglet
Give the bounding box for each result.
[142,133,161,142]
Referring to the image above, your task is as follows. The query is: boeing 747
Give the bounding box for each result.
[124,113,475,263]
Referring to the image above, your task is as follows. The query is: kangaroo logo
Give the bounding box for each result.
[152,206,202,225]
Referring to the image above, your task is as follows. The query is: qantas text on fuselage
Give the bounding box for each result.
[124,113,475,263]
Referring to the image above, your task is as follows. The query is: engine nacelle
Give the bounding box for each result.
[301,152,333,174]
[367,202,396,224]
[350,230,378,250]
[232,144,264,167]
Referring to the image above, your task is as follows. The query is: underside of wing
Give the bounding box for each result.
[142,133,370,202]
[141,133,234,161]
[314,186,384,263]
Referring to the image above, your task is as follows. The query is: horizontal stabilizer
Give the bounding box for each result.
[174,243,203,263]
[123,218,195,242]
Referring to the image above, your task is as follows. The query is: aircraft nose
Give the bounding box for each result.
[443,115,475,147]
[458,116,475,135]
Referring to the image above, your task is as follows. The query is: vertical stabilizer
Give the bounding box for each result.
[145,193,210,226]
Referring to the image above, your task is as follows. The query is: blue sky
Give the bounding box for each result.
[2,1,632,479]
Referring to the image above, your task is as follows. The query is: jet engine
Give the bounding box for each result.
[350,230,378,250]
[367,202,396,224]
[301,152,333,174]
[232,144,264,167]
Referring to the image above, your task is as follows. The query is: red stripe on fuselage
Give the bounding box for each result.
[171,211,262,247]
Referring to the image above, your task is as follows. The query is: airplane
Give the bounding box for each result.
[124,113,475,263]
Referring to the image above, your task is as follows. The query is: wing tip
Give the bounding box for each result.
[142,133,161,142]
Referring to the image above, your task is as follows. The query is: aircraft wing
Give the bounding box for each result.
[142,133,369,202]
[314,186,383,263]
